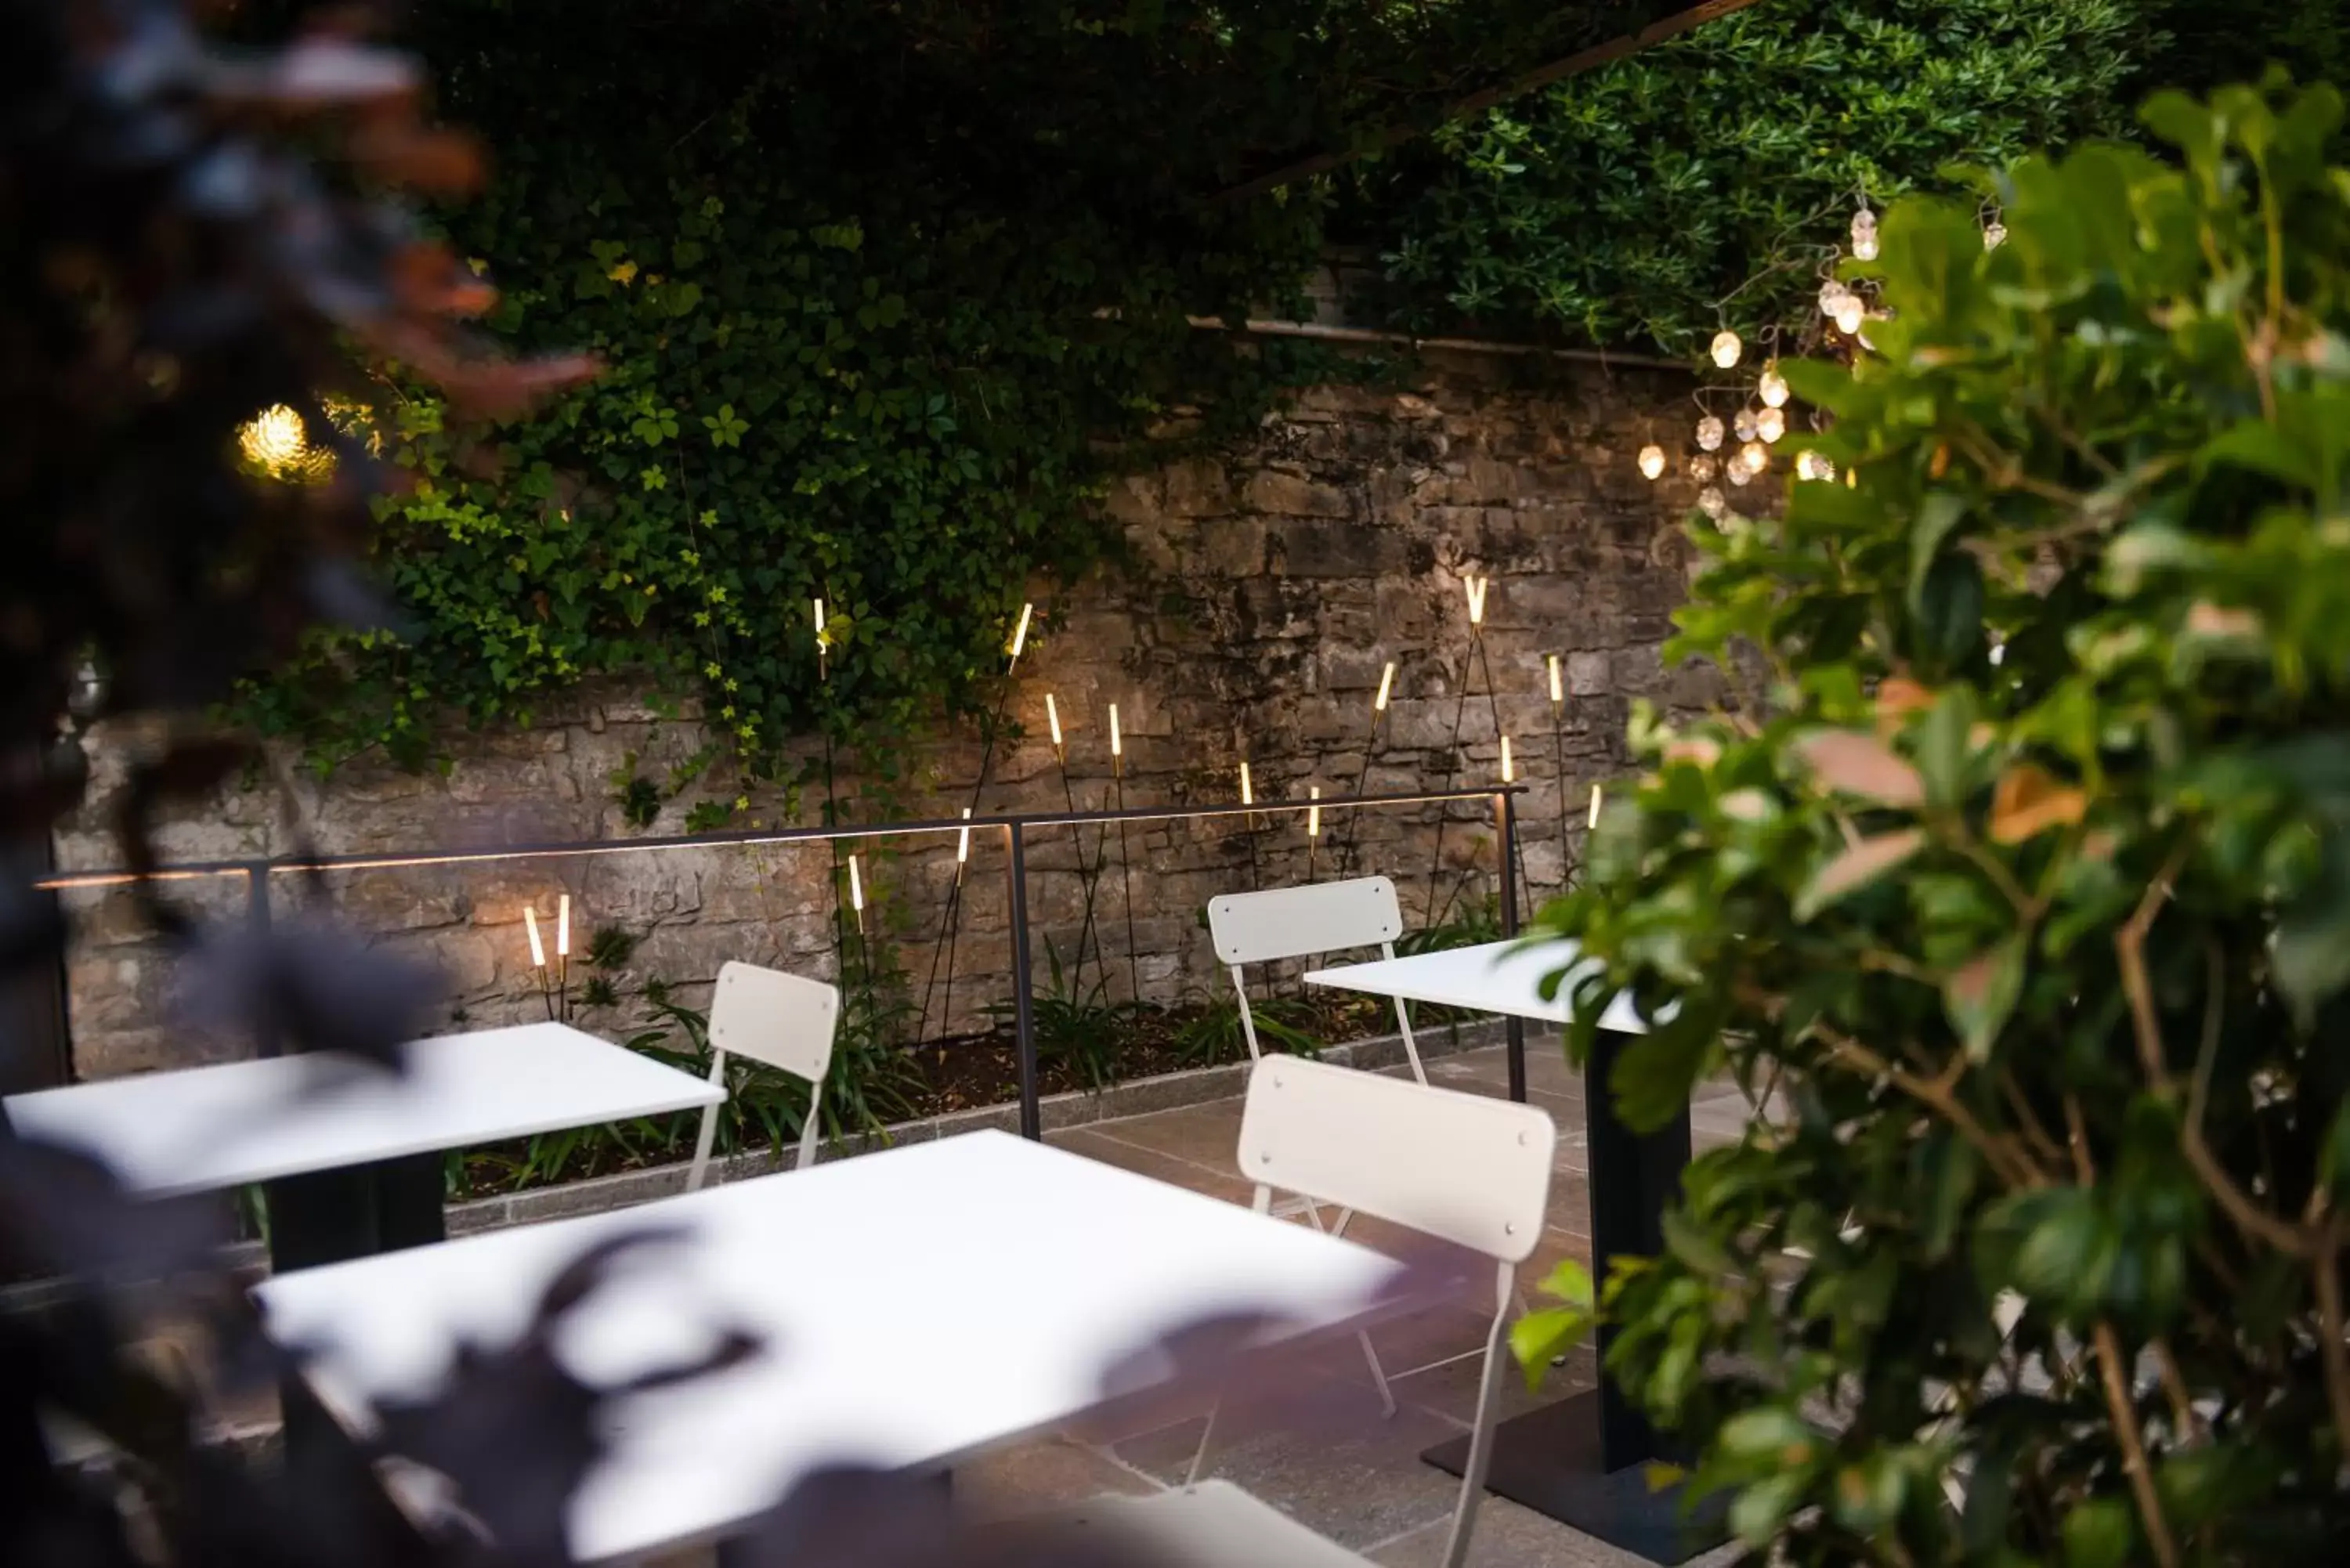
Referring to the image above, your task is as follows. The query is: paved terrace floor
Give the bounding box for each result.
[946,1039,1756,1568]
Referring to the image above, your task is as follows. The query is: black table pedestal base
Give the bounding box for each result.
[1423,1392,1727,1565]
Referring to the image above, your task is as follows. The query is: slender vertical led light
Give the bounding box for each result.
[1045,693,1063,749]
[1238,761,1253,806]
[812,598,826,649]
[1547,652,1564,708]
[1465,576,1488,626]
[1499,736,1514,783]
[1307,786,1321,839]
[556,894,570,959]
[1374,662,1396,713]
[523,906,546,969]
[1588,782,1603,829]
[1108,703,1123,757]
[1007,602,1033,663]
[848,854,864,912]
[956,806,972,864]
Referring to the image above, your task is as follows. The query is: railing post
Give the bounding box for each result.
[1005,822,1039,1140]
[1495,792,1527,1104]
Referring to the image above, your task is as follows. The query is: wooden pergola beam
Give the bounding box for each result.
[1216,0,1764,204]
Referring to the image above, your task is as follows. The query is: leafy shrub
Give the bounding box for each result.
[1532,78,2350,1563]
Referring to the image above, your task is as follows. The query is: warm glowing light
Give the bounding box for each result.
[1758,363,1790,409]
[848,854,865,912]
[1697,486,1728,519]
[1007,602,1033,663]
[1832,296,1866,335]
[1307,786,1321,839]
[524,906,546,969]
[1983,221,2008,251]
[813,598,827,652]
[1820,279,1851,316]
[237,403,333,482]
[1499,736,1514,783]
[1796,450,1837,483]
[1734,408,1759,444]
[1238,761,1253,807]
[1109,703,1123,757]
[1690,453,1717,483]
[1696,415,1725,453]
[1741,441,1770,475]
[1045,693,1063,749]
[1756,406,1788,444]
[1710,330,1744,370]
[1374,662,1396,713]
[1588,783,1603,829]
[956,807,972,864]
[556,894,570,959]
[1637,444,1666,481]
[1726,452,1754,488]
[1851,207,1880,262]
[1547,653,1563,707]
[1464,576,1488,626]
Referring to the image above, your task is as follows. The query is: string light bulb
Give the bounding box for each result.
[1726,452,1754,488]
[1851,207,1880,262]
[1697,486,1728,519]
[1638,444,1666,481]
[1820,279,1852,316]
[1710,330,1743,370]
[523,906,546,969]
[1756,406,1788,444]
[1796,450,1838,483]
[1689,453,1718,484]
[1696,415,1725,453]
[1832,294,1867,335]
[1741,441,1770,475]
[1758,364,1790,410]
[1734,408,1759,444]
[1374,662,1395,713]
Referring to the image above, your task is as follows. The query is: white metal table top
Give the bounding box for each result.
[255,1129,1404,1564]
[2,1023,723,1197]
[1303,938,1655,1035]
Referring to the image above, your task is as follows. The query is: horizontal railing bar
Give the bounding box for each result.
[34,785,1524,892]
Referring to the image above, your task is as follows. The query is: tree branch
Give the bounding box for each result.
[2095,1319,2181,1568]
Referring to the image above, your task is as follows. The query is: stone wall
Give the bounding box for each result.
[52,349,1721,1078]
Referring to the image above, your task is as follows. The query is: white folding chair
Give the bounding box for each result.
[1058,1057,1556,1568]
[685,961,841,1192]
[1206,876,1426,1086]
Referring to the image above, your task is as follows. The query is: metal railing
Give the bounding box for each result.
[38,785,1531,1133]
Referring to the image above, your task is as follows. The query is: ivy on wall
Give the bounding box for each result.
[1354,1,2149,355]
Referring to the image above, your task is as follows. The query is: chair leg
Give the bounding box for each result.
[1181,1399,1223,1490]
[685,1101,719,1194]
[1439,1297,1515,1568]
[794,1078,824,1172]
[1358,1331,1397,1418]
[1229,965,1264,1065]
[1382,944,1428,1085]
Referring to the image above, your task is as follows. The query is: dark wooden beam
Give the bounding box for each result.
[1216,0,1766,204]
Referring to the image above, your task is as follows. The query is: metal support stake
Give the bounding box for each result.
[1495,793,1527,1104]
[1006,822,1039,1140]
[247,860,279,1058]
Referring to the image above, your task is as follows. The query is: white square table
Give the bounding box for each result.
[255,1129,1406,1565]
[1303,938,1721,1564]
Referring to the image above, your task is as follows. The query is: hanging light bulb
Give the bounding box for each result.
[1756,406,1788,444]
[1637,444,1666,481]
[1697,486,1727,519]
[1851,207,1880,262]
[1696,415,1725,453]
[1819,278,1852,316]
[1734,408,1759,444]
[1689,453,1718,483]
[1832,294,1867,335]
[1726,453,1754,488]
[1983,221,2008,251]
[1740,441,1770,475]
[1758,363,1790,409]
[1709,330,1744,370]
[1796,450,1838,483]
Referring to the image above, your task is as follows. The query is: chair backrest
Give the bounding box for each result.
[1207,877,1405,968]
[1235,1056,1553,1262]
[708,961,839,1084]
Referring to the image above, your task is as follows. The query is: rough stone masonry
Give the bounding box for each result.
[53,349,1727,1078]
